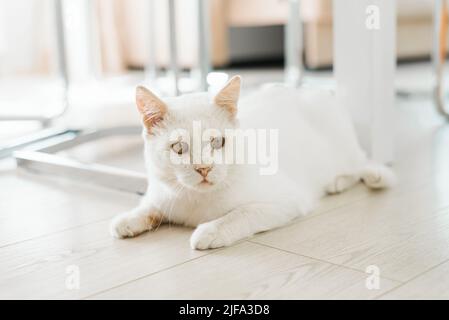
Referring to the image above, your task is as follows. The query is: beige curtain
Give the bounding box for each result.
[96,0,229,73]
[0,0,55,76]
[0,0,229,77]
[96,0,127,73]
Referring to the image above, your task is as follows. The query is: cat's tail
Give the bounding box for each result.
[359,163,397,190]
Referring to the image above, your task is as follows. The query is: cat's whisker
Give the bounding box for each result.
[163,183,183,230]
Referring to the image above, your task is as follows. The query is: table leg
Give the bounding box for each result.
[333,0,396,163]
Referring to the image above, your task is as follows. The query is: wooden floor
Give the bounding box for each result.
[2,67,449,299]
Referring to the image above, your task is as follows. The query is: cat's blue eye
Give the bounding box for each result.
[171,141,189,155]
[210,136,225,149]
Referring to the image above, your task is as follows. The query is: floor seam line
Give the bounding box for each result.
[247,240,403,283]
[274,180,435,233]
[82,246,232,299]
[0,216,115,250]
[373,257,449,300]
[0,179,435,250]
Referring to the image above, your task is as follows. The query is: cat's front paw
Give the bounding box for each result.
[110,213,148,239]
[190,223,228,250]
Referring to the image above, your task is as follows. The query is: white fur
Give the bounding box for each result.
[110,85,396,249]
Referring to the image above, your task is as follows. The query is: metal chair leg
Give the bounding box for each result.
[197,0,211,91]
[0,0,68,127]
[13,126,147,195]
[145,0,158,84]
[145,0,211,95]
[0,0,70,158]
[284,0,302,87]
[0,1,146,195]
[168,0,180,96]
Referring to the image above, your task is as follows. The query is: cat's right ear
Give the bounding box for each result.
[135,86,167,133]
[214,75,241,118]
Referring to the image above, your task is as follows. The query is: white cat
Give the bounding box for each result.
[110,76,396,250]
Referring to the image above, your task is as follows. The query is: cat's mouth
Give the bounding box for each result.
[199,179,213,186]
[176,176,217,192]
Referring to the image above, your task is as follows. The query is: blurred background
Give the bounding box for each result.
[0,0,436,75]
[0,0,440,161]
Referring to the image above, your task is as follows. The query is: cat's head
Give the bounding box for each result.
[135,76,241,193]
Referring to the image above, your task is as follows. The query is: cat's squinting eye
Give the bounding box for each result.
[210,136,225,149]
[171,141,189,155]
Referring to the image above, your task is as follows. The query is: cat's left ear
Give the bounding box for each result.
[214,75,241,117]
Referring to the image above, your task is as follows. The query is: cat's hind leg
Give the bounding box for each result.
[326,163,396,195]
[325,174,360,194]
[360,163,397,189]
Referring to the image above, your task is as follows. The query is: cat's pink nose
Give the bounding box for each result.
[195,166,211,178]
